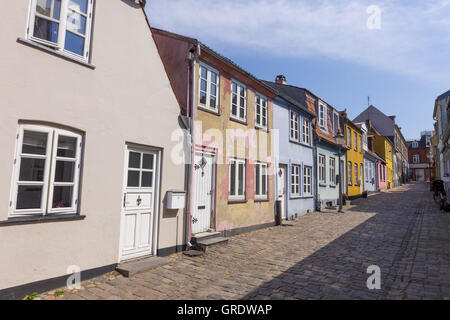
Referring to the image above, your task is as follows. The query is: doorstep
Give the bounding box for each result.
[116,256,170,278]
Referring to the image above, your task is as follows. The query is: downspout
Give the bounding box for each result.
[313,135,319,211]
[185,44,200,249]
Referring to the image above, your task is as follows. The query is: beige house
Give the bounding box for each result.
[0,0,185,298]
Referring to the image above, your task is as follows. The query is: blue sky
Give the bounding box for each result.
[146,0,450,140]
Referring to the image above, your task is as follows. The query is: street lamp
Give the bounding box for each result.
[335,129,346,213]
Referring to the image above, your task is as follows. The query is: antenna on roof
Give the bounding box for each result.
[368,96,370,107]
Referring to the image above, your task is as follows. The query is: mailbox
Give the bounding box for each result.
[166,190,186,209]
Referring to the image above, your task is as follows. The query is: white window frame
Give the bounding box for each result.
[303,166,312,196]
[354,163,358,185]
[229,158,246,201]
[198,62,220,112]
[412,141,418,148]
[255,162,268,200]
[255,93,268,129]
[354,132,358,151]
[347,127,352,147]
[318,101,327,130]
[9,124,82,217]
[291,165,300,196]
[290,110,299,142]
[231,79,247,122]
[318,154,326,185]
[302,117,311,145]
[26,0,94,62]
[330,157,336,185]
[413,154,420,164]
[348,162,352,186]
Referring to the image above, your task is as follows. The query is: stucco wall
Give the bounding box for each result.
[0,1,185,290]
[345,124,364,196]
[272,97,314,218]
[317,143,340,205]
[193,56,276,233]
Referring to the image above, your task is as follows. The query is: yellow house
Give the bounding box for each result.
[344,117,365,197]
[374,135,394,189]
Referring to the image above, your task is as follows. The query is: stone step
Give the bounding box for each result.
[116,256,170,278]
[195,236,228,253]
[192,231,222,242]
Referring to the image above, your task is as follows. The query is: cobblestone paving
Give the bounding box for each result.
[37,183,449,300]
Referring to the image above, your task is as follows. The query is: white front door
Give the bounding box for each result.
[278,166,287,220]
[119,147,158,262]
[192,151,215,234]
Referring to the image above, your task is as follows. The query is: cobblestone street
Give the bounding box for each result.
[38,183,449,300]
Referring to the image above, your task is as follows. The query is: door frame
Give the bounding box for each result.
[278,164,288,220]
[192,145,217,235]
[118,143,162,263]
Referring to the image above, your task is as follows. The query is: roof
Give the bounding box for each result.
[261,81,316,117]
[151,28,277,96]
[433,90,450,118]
[407,132,432,149]
[259,81,342,147]
[353,105,395,137]
[365,149,384,163]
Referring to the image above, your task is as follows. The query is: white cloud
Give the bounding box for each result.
[146,0,450,84]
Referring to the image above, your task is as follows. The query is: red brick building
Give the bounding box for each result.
[408,132,432,182]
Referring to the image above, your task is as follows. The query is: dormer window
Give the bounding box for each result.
[412,141,418,148]
[27,0,94,61]
[318,101,327,130]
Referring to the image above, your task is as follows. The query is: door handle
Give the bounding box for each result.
[123,193,126,207]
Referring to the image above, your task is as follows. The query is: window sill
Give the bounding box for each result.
[289,139,312,148]
[255,126,269,133]
[0,214,86,227]
[198,106,220,116]
[17,38,96,70]
[329,184,337,188]
[230,117,247,126]
[228,199,247,204]
[254,198,269,202]
[319,183,327,187]
[290,196,313,200]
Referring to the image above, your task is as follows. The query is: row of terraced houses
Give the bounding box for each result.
[0,1,409,298]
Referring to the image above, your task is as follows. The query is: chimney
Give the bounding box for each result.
[389,115,396,121]
[275,75,287,85]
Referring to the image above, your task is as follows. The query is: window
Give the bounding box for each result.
[348,162,352,185]
[318,102,327,129]
[255,94,268,129]
[10,124,82,216]
[303,166,312,196]
[360,136,363,153]
[290,111,299,141]
[347,128,352,147]
[231,80,247,121]
[360,164,363,184]
[354,164,358,185]
[302,118,311,145]
[319,154,326,184]
[127,151,155,188]
[413,154,420,164]
[330,157,336,185]
[27,0,94,61]
[291,165,300,196]
[412,141,418,148]
[229,158,246,201]
[199,64,219,112]
[354,132,358,151]
[255,162,268,199]
[333,113,339,135]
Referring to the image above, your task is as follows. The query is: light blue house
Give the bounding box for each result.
[264,78,317,220]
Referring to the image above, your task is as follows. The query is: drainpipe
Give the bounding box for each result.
[185,44,200,249]
[313,136,319,211]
